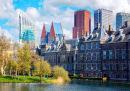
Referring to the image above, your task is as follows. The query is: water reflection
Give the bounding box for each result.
[0,79,130,91]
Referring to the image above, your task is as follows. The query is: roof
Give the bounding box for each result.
[86,26,109,41]
[41,23,47,39]
[103,25,130,44]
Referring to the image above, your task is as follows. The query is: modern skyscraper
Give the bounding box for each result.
[19,11,37,48]
[73,10,91,39]
[94,9,113,31]
[116,12,130,30]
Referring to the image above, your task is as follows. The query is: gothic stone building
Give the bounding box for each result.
[37,22,130,80]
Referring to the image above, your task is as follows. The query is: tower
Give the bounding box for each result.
[19,11,37,48]
[73,10,91,39]
[94,9,113,31]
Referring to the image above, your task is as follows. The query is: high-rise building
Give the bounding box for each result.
[116,12,130,30]
[94,9,113,31]
[73,10,91,39]
[19,11,37,48]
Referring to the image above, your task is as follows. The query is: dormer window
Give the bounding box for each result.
[81,44,84,50]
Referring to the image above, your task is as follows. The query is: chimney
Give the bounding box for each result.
[20,39,22,43]
[125,21,129,27]
[109,25,112,31]
[97,23,100,29]
[54,36,56,42]
[10,38,12,43]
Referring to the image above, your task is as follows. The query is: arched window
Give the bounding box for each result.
[81,44,84,50]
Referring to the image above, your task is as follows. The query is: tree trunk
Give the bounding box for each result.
[18,69,19,80]
[23,71,25,82]
[41,75,42,83]
[29,70,30,76]
[15,70,16,80]
[1,65,3,76]
[10,69,11,76]
[44,75,45,79]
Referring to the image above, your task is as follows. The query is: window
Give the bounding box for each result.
[96,52,99,60]
[91,64,94,70]
[103,64,106,70]
[81,64,84,70]
[76,54,78,61]
[116,63,119,70]
[96,64,98,70]
[103,51,106,60]
[116,50,119,59]
[122,74,125,79]
[81,44,84,50]
[91,53,93,60]
[96,42,99,49]
[91,43,93,49]
[71,56,74,63]
[109,64,112,70]
[122,50,126,59]
[109,51,112,59]
[122,63,126,70]
[86,63,88,70]
[80,53,84,61]
[86,43,88,49]
[68,56,70,62]
[86,53,88,60]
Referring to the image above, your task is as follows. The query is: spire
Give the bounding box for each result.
[41,23,47,39]
[81,30,84,39]
[49,21,56,38]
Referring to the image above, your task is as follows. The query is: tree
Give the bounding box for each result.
[6,60,16,78]
[53,66,70,81]
[34,60,51,83]
[20,43,31,81]
[0,33,10,75]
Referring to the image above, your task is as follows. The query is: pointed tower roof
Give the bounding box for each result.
[49,22,56,38]
[41,23,47,39]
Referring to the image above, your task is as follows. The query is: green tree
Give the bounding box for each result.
[0,33,10,76]
[6,60,17,78]
[53,66,70,81]
[20,43,31,81]
[34,60,51,83]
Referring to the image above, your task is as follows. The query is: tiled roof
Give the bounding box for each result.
[41,23,47,39]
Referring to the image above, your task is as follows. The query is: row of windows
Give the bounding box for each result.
[103,63,130,70]
[81,42,100,50]
[80,52,100,61]
[103,50,130,60]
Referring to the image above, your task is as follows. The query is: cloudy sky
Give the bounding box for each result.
[0,0,130,45]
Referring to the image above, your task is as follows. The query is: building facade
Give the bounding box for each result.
[94,9,113,31]
[116,12,130,30]
[37,21,130,81]
[73,10,91,39]
[19,11,37,48]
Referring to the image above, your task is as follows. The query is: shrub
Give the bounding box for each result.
[73,73,78,77]
[80,74,83,77]
[53,66,70,81]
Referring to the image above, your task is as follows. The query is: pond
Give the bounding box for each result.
[0,79,130,91]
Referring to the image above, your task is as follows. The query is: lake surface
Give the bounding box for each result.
[0,79,130,91]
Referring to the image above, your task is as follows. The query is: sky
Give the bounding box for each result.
[0,0,130,45]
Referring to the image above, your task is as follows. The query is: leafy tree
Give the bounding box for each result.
[53,66,70,81]
[34,60,51,83]
[6,60,16,78]
[20,43,31,81]
[0,33,10,75]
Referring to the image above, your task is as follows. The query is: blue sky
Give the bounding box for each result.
[0,0,130,45]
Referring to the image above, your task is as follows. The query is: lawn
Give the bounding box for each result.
[0,76,54,83]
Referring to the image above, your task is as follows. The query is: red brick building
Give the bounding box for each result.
[73,10,91,39]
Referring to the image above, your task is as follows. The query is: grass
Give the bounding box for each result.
[0,76,54,83]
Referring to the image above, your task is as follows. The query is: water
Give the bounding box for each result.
[0,79,130,91]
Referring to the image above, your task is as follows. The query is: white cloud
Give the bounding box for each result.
[1,0,130,45]
[0,26,14,39]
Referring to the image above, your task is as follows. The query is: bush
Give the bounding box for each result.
[53,66,70,81]
[80,74,83,77]
[73,73,78,77]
